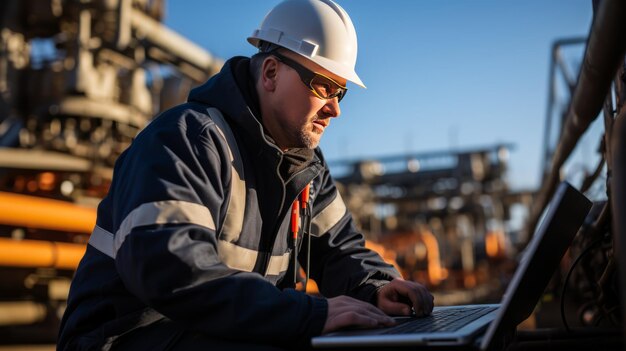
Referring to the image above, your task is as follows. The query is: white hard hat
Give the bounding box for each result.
[248,0,365,88]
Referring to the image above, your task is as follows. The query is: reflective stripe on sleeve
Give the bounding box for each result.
[115,200,215,252]
[310,190,347,237]
[88,200,215,259]
[88,225,116,258]
[88,200,290,275]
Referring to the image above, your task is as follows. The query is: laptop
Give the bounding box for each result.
[311,181,592,350]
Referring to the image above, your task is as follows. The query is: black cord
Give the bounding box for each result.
[304,207,312,291]
[561,236,605,332]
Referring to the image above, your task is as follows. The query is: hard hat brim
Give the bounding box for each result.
[311,55,366,89]
[248,36,366,88]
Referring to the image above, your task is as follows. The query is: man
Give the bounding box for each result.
[58,0,433,350]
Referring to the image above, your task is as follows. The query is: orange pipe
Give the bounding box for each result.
[0,191,96,233]
[485,230,506,258]
[0,237,85,269]
[421,230,445,286]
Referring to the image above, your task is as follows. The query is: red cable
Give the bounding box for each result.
[291,200,299,240]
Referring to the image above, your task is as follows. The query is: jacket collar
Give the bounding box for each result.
[187,57,320,171]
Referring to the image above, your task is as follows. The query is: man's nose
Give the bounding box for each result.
[321,97,341,118]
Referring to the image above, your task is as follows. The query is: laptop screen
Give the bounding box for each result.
[480,181,592,350]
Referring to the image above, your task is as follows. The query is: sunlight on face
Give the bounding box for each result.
[271,52,343,150]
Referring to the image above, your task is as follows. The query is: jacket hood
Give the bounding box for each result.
[187,56,318,177]
[187,57,273,151]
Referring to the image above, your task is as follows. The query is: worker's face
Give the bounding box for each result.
[261,51,345,150]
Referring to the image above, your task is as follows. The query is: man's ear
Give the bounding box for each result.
[260,56,279,92]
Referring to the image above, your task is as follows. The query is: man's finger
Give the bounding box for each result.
[379,279,434,317]
[327,309,395,331]
[380,300,412,316]
[392,280,422,315]
[417,285,434,315]
[324,295,395,333]
[340,296,390,317]
[410,285,432,316]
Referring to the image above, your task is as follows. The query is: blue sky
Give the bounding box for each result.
[164,1,593,191]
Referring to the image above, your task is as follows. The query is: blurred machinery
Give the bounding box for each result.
[330,144,532,303]
[0,0,222,342]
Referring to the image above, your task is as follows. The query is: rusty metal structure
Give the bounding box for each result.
[0,0,222,342]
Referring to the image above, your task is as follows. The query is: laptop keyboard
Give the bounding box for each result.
[382,306,498,334]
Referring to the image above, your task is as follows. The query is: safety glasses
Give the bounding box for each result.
[272,52,347,102]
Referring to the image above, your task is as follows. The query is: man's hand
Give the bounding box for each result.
[376,278,434,317]
[322,295,395,334]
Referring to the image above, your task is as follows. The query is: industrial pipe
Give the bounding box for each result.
[421,230,445,286]
[527,0,626,239]
[130,8,223,76]
[0,191,96,234]
[0,237,85,269]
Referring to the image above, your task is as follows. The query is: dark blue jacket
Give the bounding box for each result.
[58,57,399,350]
